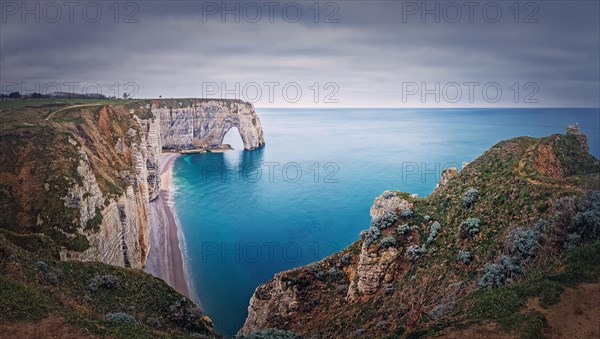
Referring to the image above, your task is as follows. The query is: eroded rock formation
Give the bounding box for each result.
[158,99,265,151]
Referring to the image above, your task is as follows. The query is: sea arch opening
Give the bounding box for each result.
[222,126,244,150]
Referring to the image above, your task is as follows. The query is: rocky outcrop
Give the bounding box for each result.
[242,273,301,334]
[158,99,264,151]
[566,123,590,153]
[347,246,399,299]
[435,167,458,190]
[370,190,411,218]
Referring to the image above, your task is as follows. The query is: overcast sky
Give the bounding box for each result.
[1,0,599,107]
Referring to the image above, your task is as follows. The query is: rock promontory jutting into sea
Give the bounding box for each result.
[159,99,265,151]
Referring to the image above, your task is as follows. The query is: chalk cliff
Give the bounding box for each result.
[158,99,265,151]
[60,107,161,268]
[0,98,263,270]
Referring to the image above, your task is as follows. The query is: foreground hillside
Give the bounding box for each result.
[241,126,600,338]
[0,234,220,337]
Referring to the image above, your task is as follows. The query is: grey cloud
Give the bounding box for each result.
[0,0,598,107]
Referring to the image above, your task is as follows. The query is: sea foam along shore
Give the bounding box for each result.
[144,153,197,302]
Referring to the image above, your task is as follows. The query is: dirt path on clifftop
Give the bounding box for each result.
[45,103,106,121]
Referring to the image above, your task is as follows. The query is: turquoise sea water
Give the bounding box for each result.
[172,108,599,337]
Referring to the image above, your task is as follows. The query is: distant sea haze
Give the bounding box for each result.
[171,108,600,337]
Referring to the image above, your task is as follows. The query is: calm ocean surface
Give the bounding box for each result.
[172,108,599,337]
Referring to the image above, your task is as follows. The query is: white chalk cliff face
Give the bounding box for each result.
[58,99,264,269]
[60,108,161,269]
[158,99,265,151]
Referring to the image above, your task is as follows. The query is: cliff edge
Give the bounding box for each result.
[240,126,600,338]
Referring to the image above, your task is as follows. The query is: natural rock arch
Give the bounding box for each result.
[157,99,265,151]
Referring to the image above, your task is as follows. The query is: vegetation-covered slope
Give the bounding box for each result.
[0,99,155,253]
[241,128,600,338]
[0,234,220,337]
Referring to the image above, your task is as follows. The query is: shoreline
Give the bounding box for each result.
[144,153,197,302]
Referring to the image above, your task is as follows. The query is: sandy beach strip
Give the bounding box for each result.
[144,153,193,299]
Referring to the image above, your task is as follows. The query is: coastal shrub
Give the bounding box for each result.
[405,245,425,260]
[563,233,582,250]
[85,208,103,231]
[458,250,472,264]
[371,210,398,229]
[105,312,136,323]
[240,328,302,339]
[506,222,544,260]
[459,218,481,239]
[86,274,119,292]
[328,267,345,279]
[397,224,411,235]
[400,209,413,219]
[45,268,62,285]
[168,298,208,331]
[315,271,325,281]
[424,215,431,222]
[572,191,600,241]
[340,253,351,266]
[308,263,326,280]
[35,260,49,272]
[426,222,441,244]
[146,317,162,329]
[477,256,522,289]
[380,236,397,249]
[382,190,396,199]
[463,188,480,207]
[554,191,600,249]
[363,226,381,247]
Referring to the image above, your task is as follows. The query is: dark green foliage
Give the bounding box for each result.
[397,224,411,235]
[477,256,522,289]
[380,236,397,249]
[86,274,119,292]
[382,190,397,199]
[361,226,381,247]
[553,191,600,249]
[406,245,425,260]
[106,312,136,323]
[85,208,103,231]
[328,267,345,279]
[463,188,479,207]
[426,222,441,244]
[458,250,472,264]
[145,317,162,329]
[506,220,546,260]
[371,211,398,229]
[340,253,351,266]
[459,218,481,239]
